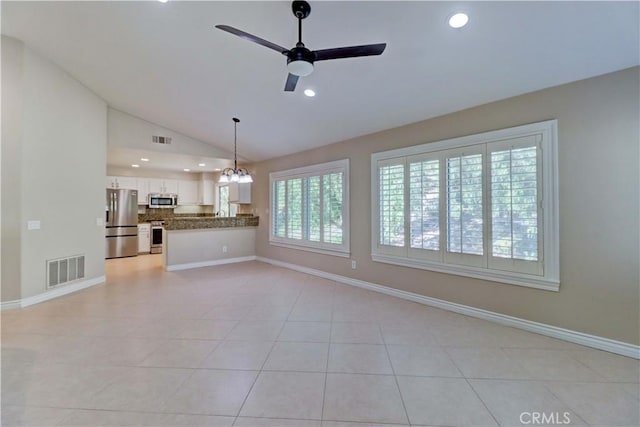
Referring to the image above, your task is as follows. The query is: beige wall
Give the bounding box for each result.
[252,67,640,345]
[165,228,256,268]
[1,36,107,301]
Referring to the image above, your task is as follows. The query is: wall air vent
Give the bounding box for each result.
[47,255,85,288]
[152,135,172,145]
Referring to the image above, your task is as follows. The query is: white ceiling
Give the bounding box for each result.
[3,1,639,162]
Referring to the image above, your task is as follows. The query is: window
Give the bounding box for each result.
[270,159,350,256]
[371,120,559,290]
[217,184,237,217]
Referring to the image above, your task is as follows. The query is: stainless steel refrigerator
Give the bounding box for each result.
[105,188,138,259]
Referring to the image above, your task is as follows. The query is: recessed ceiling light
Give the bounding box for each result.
[140,158,149,162]
[183,168,191,172]
[131,164,140,168]
[448,12,469,29]
[304,89,316,97]
[158,0,168,3]
[198,163,206,167]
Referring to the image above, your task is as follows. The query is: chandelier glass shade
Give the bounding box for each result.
[219,117,253,184]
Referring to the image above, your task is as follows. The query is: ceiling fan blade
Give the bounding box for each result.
[215,25,289,55]
[313,43,387,61]
[284,73,299,92]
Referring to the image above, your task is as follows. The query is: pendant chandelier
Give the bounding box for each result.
[218,117,253,183]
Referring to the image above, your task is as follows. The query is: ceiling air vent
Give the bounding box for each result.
[47,255,85,288]
[152,135,172,145]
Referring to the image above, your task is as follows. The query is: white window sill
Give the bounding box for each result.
[269,240,350,258]
[371,253,560,292]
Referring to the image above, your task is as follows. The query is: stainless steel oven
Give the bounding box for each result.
[150,221,164,254]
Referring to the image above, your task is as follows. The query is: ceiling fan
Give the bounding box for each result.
[215,0,387,92]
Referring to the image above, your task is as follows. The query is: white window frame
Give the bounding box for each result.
[371,120,559,291]
[270,159,350,257]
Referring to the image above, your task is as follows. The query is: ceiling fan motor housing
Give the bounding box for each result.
[287,46,315,76]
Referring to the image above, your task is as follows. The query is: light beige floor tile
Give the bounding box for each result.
[2,363,125,408]
[225,321,285,341]
[235,417,321,426]
[330,322,383,344]
[200,340,274,370]
[245,304,294,320]
[470,379,586,426]
[1,405,73,426]
[503,348,605,381]
[278,321,331,342]
[621,383,640,400]
[568,350,640,382]
[379,322,439,346]
[88,367,191,412]
[387,345,461,377]
[239,371,325,419]
[446,347,532,379]
[332,306,375,322]
[84,337,166,366]
[200,305,252,320]
[322,423,408,427]
[139,339,219,368]
[328,343,393,374]
[397,376,497,426]
[323,373,408,424]
[175,319,238,340]
[126,318,192,338]
[263,341,329,372]
[288,304,334,321]
[159,413,235,426]
[165,369,258,416]
[545,382,640,426]
[60,409,169,426]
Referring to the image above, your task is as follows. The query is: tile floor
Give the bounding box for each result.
[1,255,638,426]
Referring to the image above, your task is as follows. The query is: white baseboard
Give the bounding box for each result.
[256,256,640,359]
[166,256,257,272]
[0,275,106,310]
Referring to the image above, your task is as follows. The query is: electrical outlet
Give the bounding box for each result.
[351,260,356,269]
[96,218,104,226]
[27,220,41,230]
[222,245,228,253]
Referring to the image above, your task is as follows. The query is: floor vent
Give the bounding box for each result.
[152,135,172,145]
[47,255,85,288]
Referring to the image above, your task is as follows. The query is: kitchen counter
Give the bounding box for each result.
[164,216,259,230]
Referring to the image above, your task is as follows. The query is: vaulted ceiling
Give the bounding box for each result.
[3,1,638,162]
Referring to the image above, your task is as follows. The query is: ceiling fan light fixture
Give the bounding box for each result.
[287,59,314,77]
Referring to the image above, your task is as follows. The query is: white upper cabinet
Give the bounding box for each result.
[200,178,215,205]
[148,178,178,194]
[177,180,199,205]
[229,182,252,204]
[106,176,137,190]
[136,179,149,205]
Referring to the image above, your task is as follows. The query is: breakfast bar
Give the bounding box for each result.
[162,216,259,271]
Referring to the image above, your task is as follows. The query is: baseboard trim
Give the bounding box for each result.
[256,257,639,359]
[1,275,106,310]
[166,256,257,272]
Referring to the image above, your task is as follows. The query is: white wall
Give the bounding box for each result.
[109,108,232,159]
[1,36,107,301]
[164,228,256,268]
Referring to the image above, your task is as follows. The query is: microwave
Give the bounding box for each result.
[148,193,178,208]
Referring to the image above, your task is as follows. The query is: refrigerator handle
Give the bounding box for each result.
[114,193,118,214]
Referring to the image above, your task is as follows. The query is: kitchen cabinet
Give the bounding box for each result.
[106,176,137,190]
[138,223,151,253]
[148,178,178,194]
[200,178,215,205]
[177,180,199,205]
[229,182,252,204]
[136,179,149,205]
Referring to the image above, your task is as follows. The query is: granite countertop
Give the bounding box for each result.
[164,216,259,230]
